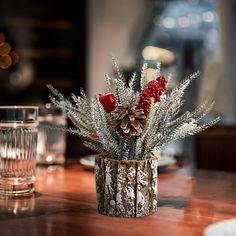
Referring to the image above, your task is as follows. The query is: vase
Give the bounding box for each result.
[95,155,158,217]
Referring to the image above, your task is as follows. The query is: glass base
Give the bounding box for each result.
[0,176,35,198]
[37,153,65,166]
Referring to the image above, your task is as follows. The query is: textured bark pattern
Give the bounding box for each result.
[95,156,158,217]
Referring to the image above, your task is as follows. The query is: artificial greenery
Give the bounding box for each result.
[48,58,219,160]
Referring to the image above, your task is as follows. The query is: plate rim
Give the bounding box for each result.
[203,218,236,236]
[79,154,176,168]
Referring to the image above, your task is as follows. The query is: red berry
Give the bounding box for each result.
[89,134,98,141]
[99,93,116,113]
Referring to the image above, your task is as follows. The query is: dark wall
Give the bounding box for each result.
[0,0,86,105]
[196,125,236,172]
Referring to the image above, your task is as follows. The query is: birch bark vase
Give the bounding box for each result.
[95,155,158,217]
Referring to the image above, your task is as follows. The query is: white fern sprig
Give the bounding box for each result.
[47,84,64,100]
[140,62,148,89]
[91,97,123,159]
[167,111,191,128]
[83,141,106,154]
[105,74,113,93]
[167,73,172,81]
[155,61,161,77]
[165,117,220,145]
[158,71,200,126]
[67,111,94,133]
[129,72,137,90]
[111,54,125,81]
[113,77,128,105]
[191,101,215,121]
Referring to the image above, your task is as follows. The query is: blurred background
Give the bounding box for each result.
[0,0,236,171]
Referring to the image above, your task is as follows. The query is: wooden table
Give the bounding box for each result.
[0,162,236,236]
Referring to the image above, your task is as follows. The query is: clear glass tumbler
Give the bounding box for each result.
[36,104,67,166]
[0,106,38,197]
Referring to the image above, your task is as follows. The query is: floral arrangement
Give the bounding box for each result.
[48,57,219,161]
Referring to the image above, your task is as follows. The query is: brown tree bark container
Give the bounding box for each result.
[95,155,158,217]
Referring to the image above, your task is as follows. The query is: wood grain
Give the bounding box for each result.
[0,162,236,236]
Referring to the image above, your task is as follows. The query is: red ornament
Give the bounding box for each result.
[138,76,168,115]
[89,134,98,141]
[99,93,116,113]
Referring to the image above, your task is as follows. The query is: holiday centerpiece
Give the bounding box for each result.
[48,57,219,217]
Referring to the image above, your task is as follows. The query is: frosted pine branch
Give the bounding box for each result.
[140,63,148,89]
[111,54,125,81]
[129,72,137,90]
[191,101,215,121]
[105,74,113,93]
[48,61,219,161]
[155,62,161,77]
[83,141,106,154]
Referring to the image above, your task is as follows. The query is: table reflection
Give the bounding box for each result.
[0,194,36,217]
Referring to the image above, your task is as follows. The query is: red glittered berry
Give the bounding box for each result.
[138,75,168,115]
[89,134,98,141]
[99,93,116,113]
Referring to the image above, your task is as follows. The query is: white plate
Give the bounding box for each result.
[159,154,176,167]
[79,154,176,169]
[80,155,96,169]
[204,218,236,236]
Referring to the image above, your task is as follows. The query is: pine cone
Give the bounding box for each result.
[111,105,146,136]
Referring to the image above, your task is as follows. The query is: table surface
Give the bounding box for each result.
[0,162,236,236]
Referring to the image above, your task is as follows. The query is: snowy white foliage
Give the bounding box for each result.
[48,60,220,160]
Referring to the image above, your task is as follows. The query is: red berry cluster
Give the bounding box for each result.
[138,76,168,115]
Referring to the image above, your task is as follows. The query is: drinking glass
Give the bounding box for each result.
[0,106,38,197]
[36,103,67,166]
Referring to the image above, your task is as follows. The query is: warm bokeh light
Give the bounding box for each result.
[142,46,175,64]
[0,33,15,69]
